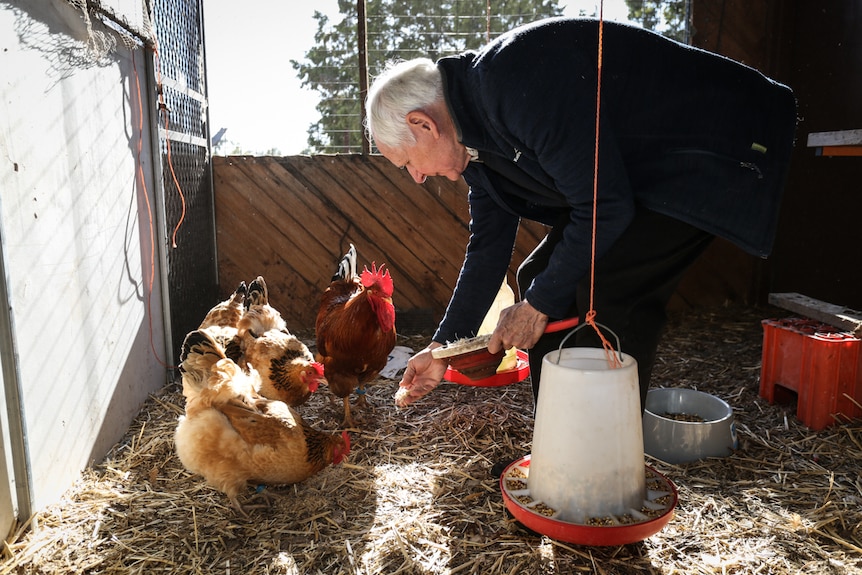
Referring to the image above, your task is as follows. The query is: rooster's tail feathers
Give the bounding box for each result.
[180,329,226,366]
[229,281,248,315]
[198,281,248,329]
[332,243,357,282]
[180,329,229,400]
[231,280,248,303]
[246,276,269,308]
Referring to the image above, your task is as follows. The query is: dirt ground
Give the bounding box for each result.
[3,304,862,574]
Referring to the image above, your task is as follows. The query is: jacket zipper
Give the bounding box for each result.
[669,148,764,180]
[739,161,763,179]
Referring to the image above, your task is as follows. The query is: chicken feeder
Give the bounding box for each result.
[500,326,676,545]
[501,456,676,546]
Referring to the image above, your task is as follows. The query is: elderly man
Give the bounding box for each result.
[369,18,796,423]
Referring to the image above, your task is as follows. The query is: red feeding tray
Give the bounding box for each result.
[500,455,677,546]
[444,350,530,387]
[445,347,505,380]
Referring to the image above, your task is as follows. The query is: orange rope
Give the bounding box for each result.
[586,1,622,368]
[151,43,187,249]
[132,51,172,369]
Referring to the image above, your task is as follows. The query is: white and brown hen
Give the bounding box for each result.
[180,280,247,401]
[236,276,326,407]
[174,329,350,517]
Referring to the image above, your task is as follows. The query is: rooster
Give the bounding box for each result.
[174,330,350,518]
[236,276,326,407]
[180,281,247,401]
[315,244,396,428]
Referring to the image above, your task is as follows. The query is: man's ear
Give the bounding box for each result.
[405,111,440,140]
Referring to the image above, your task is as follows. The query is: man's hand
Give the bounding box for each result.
[394,343,448,407]
[487,300,548,353]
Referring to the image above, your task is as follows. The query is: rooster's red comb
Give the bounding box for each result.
[334,430,351,464]
[311,361,325,377]
[360,262,393,296]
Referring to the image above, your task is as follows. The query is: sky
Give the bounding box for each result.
[203,0,632,156]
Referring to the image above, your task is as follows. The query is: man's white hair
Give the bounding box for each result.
[365,58,443,149]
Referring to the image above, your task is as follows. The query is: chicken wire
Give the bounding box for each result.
[150,0,218,361]
[301,0,691,154]
[61,0,218,361]
[63,0,155,52]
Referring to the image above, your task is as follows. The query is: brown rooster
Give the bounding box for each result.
[180,281,247,401]
[237,276,326,407]
[316,244,396,428]
[174,330,350,517]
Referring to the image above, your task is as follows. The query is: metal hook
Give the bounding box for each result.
[553,321,624,364]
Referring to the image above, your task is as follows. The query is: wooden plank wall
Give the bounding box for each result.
[212,155,547,334]
[690,1,862,311]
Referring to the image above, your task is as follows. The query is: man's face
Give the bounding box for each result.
[376,111,469,183]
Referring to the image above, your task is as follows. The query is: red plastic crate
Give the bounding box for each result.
[760,318,862,430]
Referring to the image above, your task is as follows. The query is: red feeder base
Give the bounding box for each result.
[500,455,677,546]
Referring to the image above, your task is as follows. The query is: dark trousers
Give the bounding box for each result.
[518,207,714,411]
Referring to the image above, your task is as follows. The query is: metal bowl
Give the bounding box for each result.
[643,388,737,464]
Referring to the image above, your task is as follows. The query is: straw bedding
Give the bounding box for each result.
[3,305,861,574]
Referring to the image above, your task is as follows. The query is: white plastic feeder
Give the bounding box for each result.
[528,342,645,523]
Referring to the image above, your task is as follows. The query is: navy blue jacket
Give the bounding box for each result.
[433,17,796,344]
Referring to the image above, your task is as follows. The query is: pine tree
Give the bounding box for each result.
[623,0,688,43]
[291,0,563,153]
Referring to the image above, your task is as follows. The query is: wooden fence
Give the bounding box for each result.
[212,154,764,337]
[212,154,547,334]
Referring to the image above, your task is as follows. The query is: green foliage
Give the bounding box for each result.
[623,0,688,42]
[292,0,563,153]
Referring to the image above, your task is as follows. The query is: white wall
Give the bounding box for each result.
[0,0,167,519]
[0,350,13,537]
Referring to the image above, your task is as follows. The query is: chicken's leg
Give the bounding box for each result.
[230,485,280,519]
[355,385,368,409]
[228,492,270,520]
[342,396,356,429]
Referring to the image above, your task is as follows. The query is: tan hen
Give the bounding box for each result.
[174,330,350,517]
[179,281,247,401]
[236,276,326,407]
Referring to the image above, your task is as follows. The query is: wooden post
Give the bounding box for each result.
[807,129,862,157]
[769,292,862,337]
[357,0,370,155]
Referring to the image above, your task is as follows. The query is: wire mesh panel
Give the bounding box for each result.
[151,0,217,360]
[293,0,691,154]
